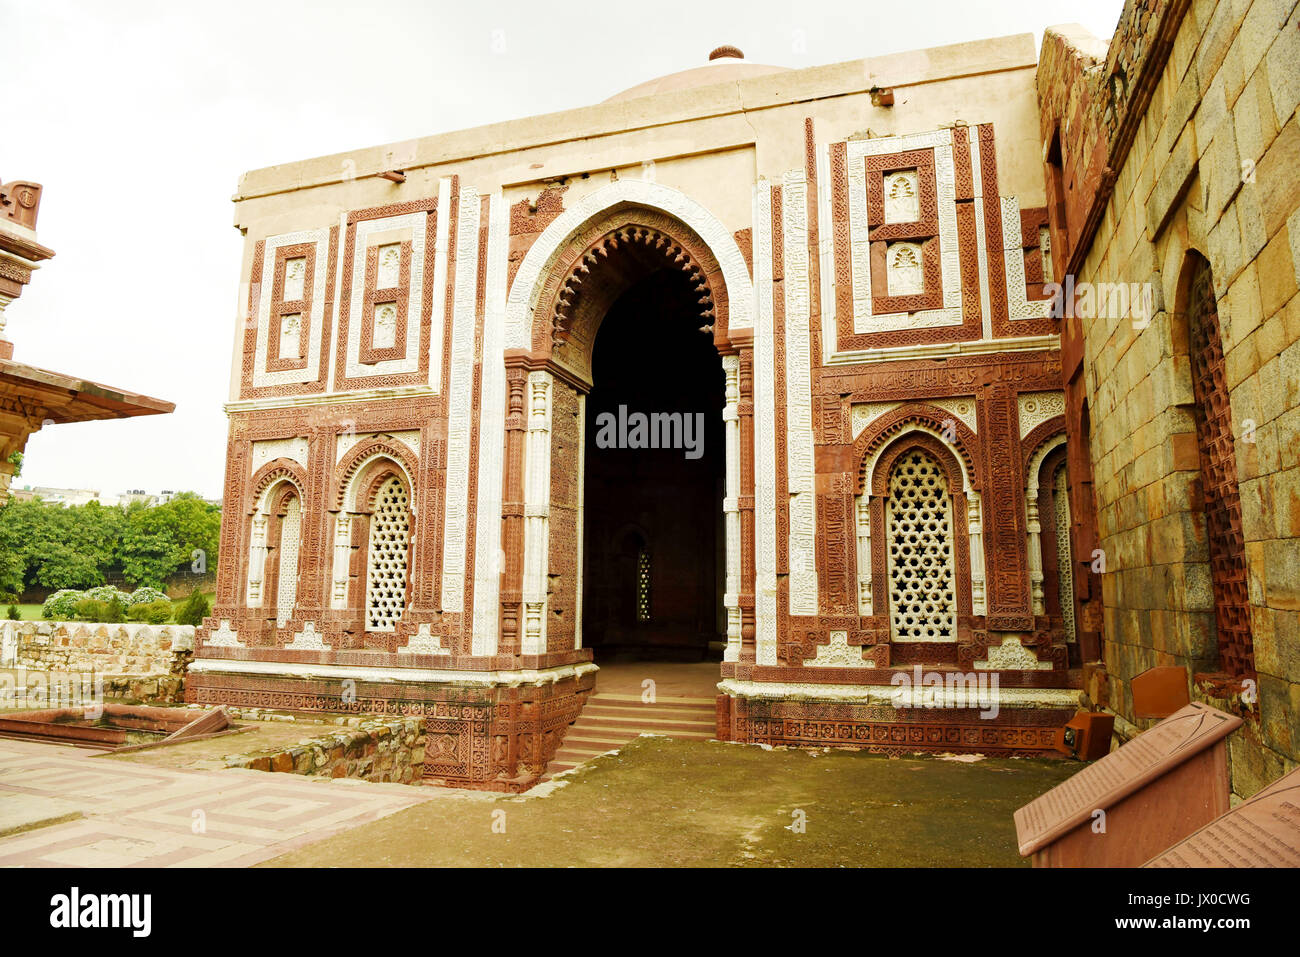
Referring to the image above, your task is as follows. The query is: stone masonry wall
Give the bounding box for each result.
[224,716,426,785]
[1039,0,1300,796]
[1,620,195,703]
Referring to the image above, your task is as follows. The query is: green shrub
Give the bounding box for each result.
[5,605,17,620]
[128,586,169,606]
[85,585,132,606]
[72,598,108,621]
[126,599,172,624]
[43,589,85,620]
[105,596,128,623]
[71,596,127,623]
[175,590,211,626]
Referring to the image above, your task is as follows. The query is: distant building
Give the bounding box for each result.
[10,485,105,506]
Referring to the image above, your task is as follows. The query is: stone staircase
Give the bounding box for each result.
[544,691,716,779]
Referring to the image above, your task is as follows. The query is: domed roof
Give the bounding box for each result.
[605,46,790,103]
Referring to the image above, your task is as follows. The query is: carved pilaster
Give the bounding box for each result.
[520,371,552,655]
[856,494,872,615]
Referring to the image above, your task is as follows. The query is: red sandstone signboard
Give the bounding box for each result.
[1015,702,1241,867]
[1144,766,1300,867]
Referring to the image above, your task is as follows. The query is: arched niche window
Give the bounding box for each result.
[247,479,304,628]
[885,448,957,641]
[1027,436,1075,643]
[364,474,411,633]
[1182,252,1254,677]
[274,492,303,627]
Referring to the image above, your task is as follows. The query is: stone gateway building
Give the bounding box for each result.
[189,0,1300,794]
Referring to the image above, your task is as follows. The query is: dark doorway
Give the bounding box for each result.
[582,268,725,661]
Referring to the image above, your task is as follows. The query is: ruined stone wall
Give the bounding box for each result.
[1038,0,1300,795]
[224,716,426,785]
[4,620,193,673]
[1,621,195,704]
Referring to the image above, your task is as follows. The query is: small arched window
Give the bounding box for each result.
[365,475,411,632]
[886,449,956,641]
[275,492,303,627]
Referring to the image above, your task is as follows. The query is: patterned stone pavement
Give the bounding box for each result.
[0,737,438,867]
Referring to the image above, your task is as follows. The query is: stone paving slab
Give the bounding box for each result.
[0,794,83,838]
[0,737,437,867]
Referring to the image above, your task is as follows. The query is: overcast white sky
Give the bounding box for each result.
[4,0,1125,500]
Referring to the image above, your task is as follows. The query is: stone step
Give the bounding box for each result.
[536,690,719,784]
[591,692,717,706]
[575,716,715,736]
[585,707,717,722]
[582,700,714,717]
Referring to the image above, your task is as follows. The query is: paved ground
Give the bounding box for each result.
[0,736,439,867]
[0,661,1084,867]
[266,737,1081,867]
[0,730,1080,867]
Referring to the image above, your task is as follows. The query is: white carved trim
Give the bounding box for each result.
[783,171,818,617]
[851,401,903,439]
[504,179,754,353]
[343,211,428,380]
[252,227,330,389]
[439,186,481,616]
[520,371,553,656]
[846,130,961,333]
[1018,391,1066,439]
[824,334,1061,368]
[205,620,244,648]
[975,635,1053,671]
[929,397,978,434]
[723,353,742,662]
[719,677,1083,708]
[427,177,453,392]
[805,630,872,668]
[250,437,310,473]
[285,621,330,650]
[753,181,779,666]
[399,622,451,655]
[471,191,510,655]
[1002,196,1050,320]
[189,657,601,687]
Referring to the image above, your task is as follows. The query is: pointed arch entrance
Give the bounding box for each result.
[498,183,754,667]
[583,263,726,659]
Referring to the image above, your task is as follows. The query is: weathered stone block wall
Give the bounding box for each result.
[1039,0,1300,795]
[223,716,426,785]
[1,621,194,702]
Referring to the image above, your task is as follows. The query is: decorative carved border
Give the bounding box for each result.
[357,240,413,364]
[333,197,439,392]
[265,242,315,372]
[238,226,338,399]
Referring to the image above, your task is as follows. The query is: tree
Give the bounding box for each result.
[117,493,221,588]
[0,498,124,592]
[175,590,211,626]
[0,492,221,593]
